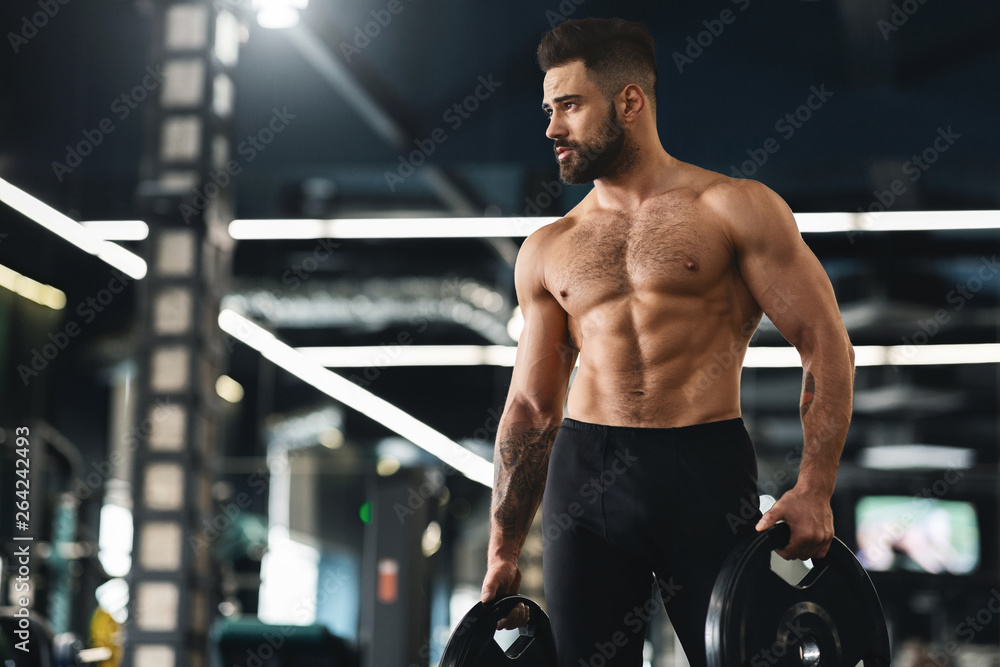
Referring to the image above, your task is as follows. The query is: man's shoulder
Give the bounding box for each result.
[683,171,789,235]
[522,200,589,250]
[517,212,569,271]
[693,173,800,249]
[694,171,780,212]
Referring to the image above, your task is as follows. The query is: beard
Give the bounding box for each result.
[554,103,640,185]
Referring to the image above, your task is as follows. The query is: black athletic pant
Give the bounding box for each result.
[541,417,762,667]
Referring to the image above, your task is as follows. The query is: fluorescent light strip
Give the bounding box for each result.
[218,310,494,487]
[0,263,66,309]
[229,211,1000,240]
[229,217,559,239]
[739,344,1000,368]
[298,344,517,367]
[80,220,149,241]
[296,343,1000,369]
[0,178,147,279]
[858,445,976,471]
[795,210,1000,234]
[884,342,1000,366]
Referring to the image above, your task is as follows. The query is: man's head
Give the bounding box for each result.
[538,18,658,184]
[538,18,657,111]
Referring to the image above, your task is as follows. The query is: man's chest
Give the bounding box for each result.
[546,207,733,310]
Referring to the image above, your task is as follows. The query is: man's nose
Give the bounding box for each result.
[546,115,567,140]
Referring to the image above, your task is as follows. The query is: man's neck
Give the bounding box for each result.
[591,146,680,210]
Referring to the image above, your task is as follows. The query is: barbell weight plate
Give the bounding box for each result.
[706,523,892,667]
[440,595,557,667]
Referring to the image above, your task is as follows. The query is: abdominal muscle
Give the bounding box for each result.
[563,295,755,428]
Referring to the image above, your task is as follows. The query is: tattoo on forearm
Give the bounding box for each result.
[801,372,816,418]
[492,426,558,544]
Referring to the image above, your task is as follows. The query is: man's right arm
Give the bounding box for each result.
[481,227,578,619]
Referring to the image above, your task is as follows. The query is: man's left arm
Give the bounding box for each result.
[718,179,856,560]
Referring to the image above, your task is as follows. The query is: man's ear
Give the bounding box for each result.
[620,84,647,121]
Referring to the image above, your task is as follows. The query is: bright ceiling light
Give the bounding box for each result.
[253,0,307,29]
[884,342,1000,366]
[294,343,1000,369]
[744,343,1000,368]
[218,309,495,487]
[80,220,149,241]
[421,521,442,557]
[0,263,66,310]
[376,456,401,477]
[256,7,299,29]
[229,217,558,239]
[859,444,976,471]
[0,177,147,279]
[215,375,244,404]
[228,211,1000,241]
[795,210,1000,234]
[297,345,517,367]
[318,427,344,449]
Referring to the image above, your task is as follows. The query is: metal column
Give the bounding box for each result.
[124,2,240,665]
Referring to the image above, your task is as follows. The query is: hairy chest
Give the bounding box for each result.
[547,204,732,311]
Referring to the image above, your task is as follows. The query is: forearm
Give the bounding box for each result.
[487,411,560,565]
[797,335,855,498]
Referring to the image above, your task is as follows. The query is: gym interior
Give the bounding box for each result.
[1,1,998,665]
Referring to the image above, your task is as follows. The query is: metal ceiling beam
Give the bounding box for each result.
[282,23,479,215]
[280,22,520,264]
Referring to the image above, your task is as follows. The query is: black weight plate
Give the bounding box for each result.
[440,595,557,667]
[706,524,892,667]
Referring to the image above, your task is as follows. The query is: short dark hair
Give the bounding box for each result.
[537,18,657,111]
